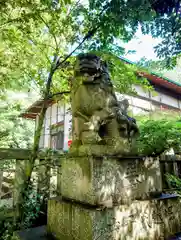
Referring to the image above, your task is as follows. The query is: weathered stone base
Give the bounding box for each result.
[69,144,133,157]
[47,197,181,240]
[60,156,162,206]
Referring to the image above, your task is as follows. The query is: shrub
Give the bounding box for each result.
[136,120,181,156]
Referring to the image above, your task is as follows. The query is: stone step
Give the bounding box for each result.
[14,226,50,240]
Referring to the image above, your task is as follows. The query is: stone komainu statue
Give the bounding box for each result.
[70,53,139,155]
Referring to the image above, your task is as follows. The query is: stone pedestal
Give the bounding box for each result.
[47,196,181,240]
[60,156,162,206]
[47,155,181,240]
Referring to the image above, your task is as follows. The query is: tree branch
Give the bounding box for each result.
[54,1,111,70]
[38,15,59,52]
[55,26,99,70]
[0,10,46,28]
[48,91,70,98]
[29,38,57,51]
[67,0,81,17]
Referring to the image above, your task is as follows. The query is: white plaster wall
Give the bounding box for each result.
[44,120,50,148]
[133,85,149,98]
[46,106,51,121]
[150,91,162,102]
[38,118,45,149]
[51,103,57,125]
[63,104,72,151]
[57,103,64,122]
[131,96,151,111]
[161,93,179,108]
[44,106,52,148]
[178,100,181,109]
[114,87,179,111]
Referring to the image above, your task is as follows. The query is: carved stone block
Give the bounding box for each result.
[60,156,162,206]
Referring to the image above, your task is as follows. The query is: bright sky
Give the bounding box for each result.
[80,0,162,63]
[123,26,162,62]
[123,27,181,82]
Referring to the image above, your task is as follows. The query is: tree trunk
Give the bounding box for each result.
[18,58,57,221]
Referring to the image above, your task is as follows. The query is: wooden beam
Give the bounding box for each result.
[0,148,66,160]
[38,149,66,160]
[0,148,32,160]
[20,114,37,119]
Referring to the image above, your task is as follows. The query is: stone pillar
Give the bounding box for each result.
[37,158,50,199]
[13,159,26,220]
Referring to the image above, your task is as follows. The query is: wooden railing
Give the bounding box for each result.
[160,154,181,191]
[0,148,64,209]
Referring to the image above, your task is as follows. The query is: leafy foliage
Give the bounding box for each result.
[166,173,181,193]
[91,52,152,93]
[1,0,180,97]
[21,181,42,229]
[150,0,181,15]
[81,0,181,65]
[137,57,167,70]
[0,93,34,149]
[137,119,181,156]
[0,0,180,109]
[0,92,35,183]
[0,181,43,239]
[140,12,181,66]
[0,0,80,96]
[0,218,16,240]
[82,0,155,53]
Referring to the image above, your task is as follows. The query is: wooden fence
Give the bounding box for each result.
[160,154,181,191]
[0,148,64,209]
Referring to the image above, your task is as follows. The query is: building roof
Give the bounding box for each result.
[20,99,54,119]
[21,56,181,119]
[120,56,181,94]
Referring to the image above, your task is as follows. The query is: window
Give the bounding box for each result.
[56,131,64,149]
[50,124,64,150]
[51,132,64,150]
